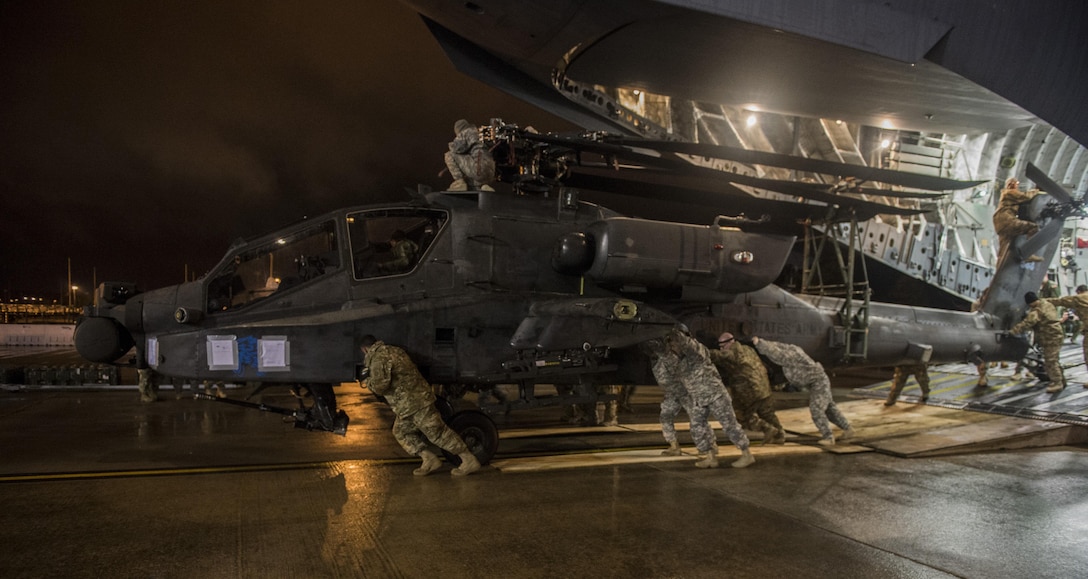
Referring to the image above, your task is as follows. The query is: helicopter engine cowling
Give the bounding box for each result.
[554,217,793,295]
[74,316,135,363]
[551,232,595,275]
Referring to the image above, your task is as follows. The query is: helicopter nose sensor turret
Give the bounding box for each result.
[74,316,134,363]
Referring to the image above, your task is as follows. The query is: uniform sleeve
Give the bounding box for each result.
[1046,296,1075,308]
[754,340,787,362]
[366,353,394,396]
[1010,310,1039,335]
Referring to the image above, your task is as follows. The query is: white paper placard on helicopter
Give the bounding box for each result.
[147,336,159,369]
[206,335,238,371]
[258,336,290,372]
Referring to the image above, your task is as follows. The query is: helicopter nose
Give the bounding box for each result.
[74,316,134,363]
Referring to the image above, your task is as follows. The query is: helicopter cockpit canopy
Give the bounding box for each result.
[206,220,340,313]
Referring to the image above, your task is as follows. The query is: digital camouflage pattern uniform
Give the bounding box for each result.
[1045,291,1088,369]
[650,346,713,452]
[708,344,784,442]
[754,339,852,442]
[1010,299,1066,389]
[380,238,419,274]
[444,119,496,191]
[886,364,931,406]
[993,182,1040,261]
[670,333,750,453]
[363,340,471,456]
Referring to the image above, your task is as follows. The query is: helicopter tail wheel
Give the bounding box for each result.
[442,410,498,466]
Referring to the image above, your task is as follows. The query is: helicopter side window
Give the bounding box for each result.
[347,208,447,279]
[207,220,339,312]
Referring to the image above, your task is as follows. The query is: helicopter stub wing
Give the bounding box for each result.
[510,298,677,352]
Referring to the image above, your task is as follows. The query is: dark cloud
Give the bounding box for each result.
[0,1,569,300]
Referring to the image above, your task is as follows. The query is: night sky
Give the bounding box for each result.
[0,1,570,301]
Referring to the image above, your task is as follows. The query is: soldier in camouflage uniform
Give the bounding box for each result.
[667,329,754,468]
[885,364,931,406]
[708,332,785,444]
[752,337,856,446]
[137,367,158,403]
[360,335,481,476]
[644,337,715,457]
[443,119,496,191]
[1010,292,1067,393]
[377,230,419,274]
[993,176,1043,263]
[1044,284,1088,385]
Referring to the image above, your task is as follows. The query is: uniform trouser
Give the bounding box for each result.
[995,214,1038,261]
[887,368,931,404]
[445,150,492,189]
[734,396,783,432]
[690,394,750,453]
[137,368,156,399]
[1040,339,1065,386]
[659,395,711,446]
[393,404,469,456]
[809,376,851,439]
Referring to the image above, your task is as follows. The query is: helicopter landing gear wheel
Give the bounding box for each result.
[442,410,498,466]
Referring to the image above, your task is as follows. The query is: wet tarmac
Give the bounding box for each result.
[2,352,1087,578]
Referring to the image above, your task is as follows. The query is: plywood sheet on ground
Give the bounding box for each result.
[868,418,1084,457]
[491,444,821,473]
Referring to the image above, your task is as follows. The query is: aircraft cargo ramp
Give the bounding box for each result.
[493,343,1088,472]
[844,342,1088,457]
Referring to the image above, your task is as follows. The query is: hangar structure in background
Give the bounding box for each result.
[403,0,1088,309]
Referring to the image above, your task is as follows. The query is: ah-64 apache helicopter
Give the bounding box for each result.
[73,120,1082,465]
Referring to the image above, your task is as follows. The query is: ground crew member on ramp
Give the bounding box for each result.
[1010,292,1067,393]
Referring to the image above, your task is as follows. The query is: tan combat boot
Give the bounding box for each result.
[413,449,443,476]
[661,440,681,456]
[694,450,719,469]
[731,449,755,468]
[451,452,481,476]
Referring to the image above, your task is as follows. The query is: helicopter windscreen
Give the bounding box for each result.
[347,208,447,279]
[206,220,339,312]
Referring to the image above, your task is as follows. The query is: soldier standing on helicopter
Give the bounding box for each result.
[993,176,1043,264]
[443,119,496,191]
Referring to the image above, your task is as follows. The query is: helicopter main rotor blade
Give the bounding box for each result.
[1017,163,1081,259]
[610,138,987,191]
[843,186,946,200]
[602,147,926,215]
[1026,162,1074,204]
[565,166,925,223]
[517,131,947,210]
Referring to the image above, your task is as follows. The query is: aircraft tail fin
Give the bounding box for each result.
[979,163,1082,326]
